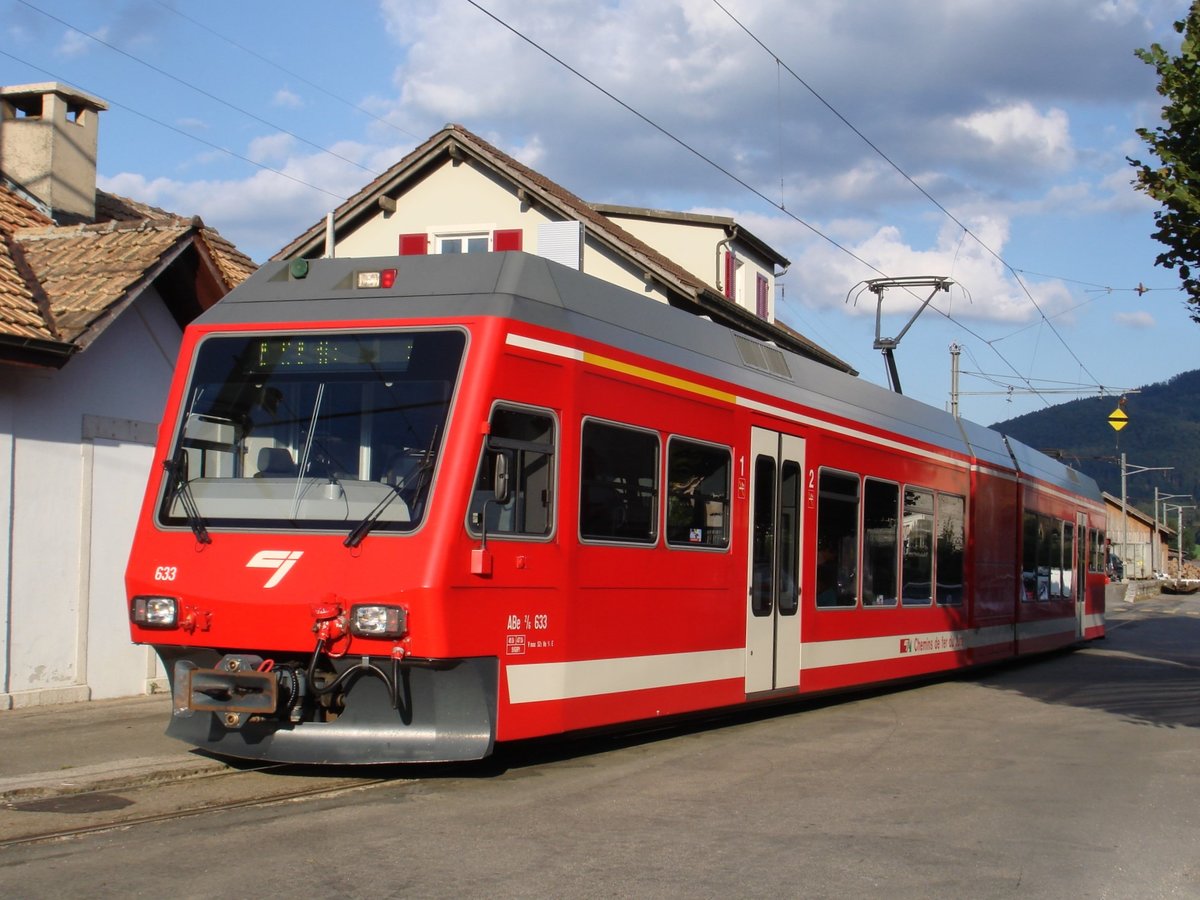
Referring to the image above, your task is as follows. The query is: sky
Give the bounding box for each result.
[2,0,1196,428]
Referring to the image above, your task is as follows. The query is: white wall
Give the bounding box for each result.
[0,290,180,708]
[596,213,778,320]
[333,160,675,304]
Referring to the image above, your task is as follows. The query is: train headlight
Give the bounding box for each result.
[350,604,408,638]
[131,596,178,628]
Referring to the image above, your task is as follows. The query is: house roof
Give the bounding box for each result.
[0,181,256,367]
[274,124,853,374]
[589,203,791,268]
[1102,492,1176,536]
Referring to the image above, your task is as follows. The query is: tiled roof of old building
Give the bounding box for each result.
[0,181,256,366]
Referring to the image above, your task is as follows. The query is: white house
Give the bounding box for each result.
[275,124,853,375]
[0,82,254,708]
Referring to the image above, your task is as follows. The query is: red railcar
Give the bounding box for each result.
[126,253,1106,763]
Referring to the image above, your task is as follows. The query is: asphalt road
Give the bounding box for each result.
[1,594,1198,898]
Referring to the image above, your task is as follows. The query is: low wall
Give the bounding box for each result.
[1106,580,1162,606]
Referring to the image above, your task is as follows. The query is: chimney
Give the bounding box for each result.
[0,82,108,222]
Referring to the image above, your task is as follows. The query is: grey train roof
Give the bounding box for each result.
[202,252,1101,504]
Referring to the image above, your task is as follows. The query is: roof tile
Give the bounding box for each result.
[0,182,255,361]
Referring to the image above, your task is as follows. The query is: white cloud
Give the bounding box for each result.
[95,0,1177,302]
[955,103,1074,171]
[784,212,1075,325]
[247,133,296,164]
[56,25,106,58]
[99,142,375,262]
[273,88,303,109]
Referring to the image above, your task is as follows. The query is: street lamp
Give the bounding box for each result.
[1154,489,1192,575]
[1119,454,1172,580]
[1162,503,1196,580]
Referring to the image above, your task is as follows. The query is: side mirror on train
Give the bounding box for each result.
[493,451,512,505]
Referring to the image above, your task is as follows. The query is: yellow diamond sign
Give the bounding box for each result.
[1108,407,1128,432]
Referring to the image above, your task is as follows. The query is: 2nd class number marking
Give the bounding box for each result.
[154,566,178,581]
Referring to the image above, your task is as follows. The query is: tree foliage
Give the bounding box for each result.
[1130,6,1200,323]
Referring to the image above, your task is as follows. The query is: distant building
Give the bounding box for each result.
[1102,492,1173,579]
[274,124,854,375]
[0,82,255,708]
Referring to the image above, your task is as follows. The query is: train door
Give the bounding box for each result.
[745,427,805,694]
[1075,513,1088,639]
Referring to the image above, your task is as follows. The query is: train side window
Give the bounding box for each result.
[1036,514,1054,600]
[580,419,659,544]
[1021,511,1038,601]
[901,487,934,606]
[1062,522,1075,598]
[666,438,731,549]
[751,455,777,616]
[936,493,965,605]
[1048,519,1064,598]
[467,405,556,538]
[777,461,802,615]
[863,478,899,607]
[816,469,859,608]
[1089,527,1105,574]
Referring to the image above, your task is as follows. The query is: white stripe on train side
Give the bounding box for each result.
[504,616,1085,705]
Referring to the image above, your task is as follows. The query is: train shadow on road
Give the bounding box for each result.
[969,610,1200,730]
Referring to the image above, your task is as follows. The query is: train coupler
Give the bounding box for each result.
[173,655,279,729]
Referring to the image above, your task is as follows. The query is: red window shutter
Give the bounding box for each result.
[723,251,736,300]
[398,233,428,255]
[756,274,769,319]
[493,229,523,252]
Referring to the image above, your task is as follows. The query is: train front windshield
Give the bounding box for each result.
[158,329,466,535]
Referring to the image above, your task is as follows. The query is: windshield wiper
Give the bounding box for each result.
[344,484,404,548]
[163,453,211,544]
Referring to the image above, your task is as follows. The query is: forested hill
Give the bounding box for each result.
[991,368,1200,513]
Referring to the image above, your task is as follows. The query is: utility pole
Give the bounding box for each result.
[1120,454,1172,579]
[1164,503,1196,578]
[949,343,961,419]
[1154,488,1191,575]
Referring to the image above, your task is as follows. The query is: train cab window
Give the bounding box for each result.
[936,493,965,605]
[666,439,731,549]
[580,420,659,544]
[863,479,899,607]
[816,470,859,608]
[467,405,556,538]
[158,329,465,535]
[901,487,934,605]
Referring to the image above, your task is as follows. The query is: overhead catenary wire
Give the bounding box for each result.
[151,0,425,144]
[461,0,881,279]
[706,0,1105,396]
[15,0,382,178]
[462,0,1059,407]
[4,0,1151,410]
[0,48,347,202]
